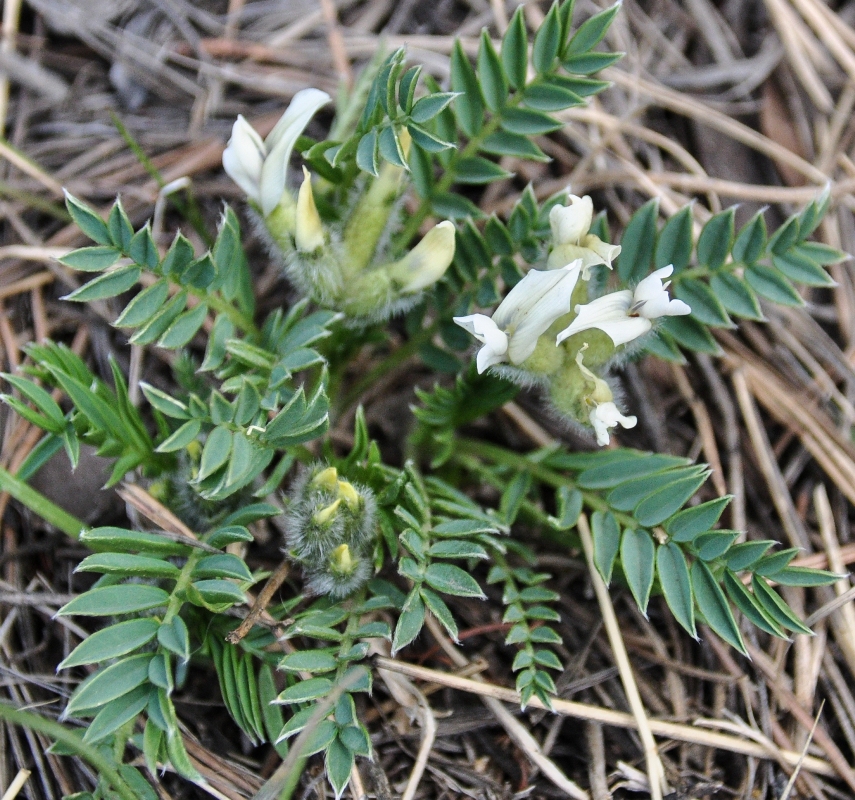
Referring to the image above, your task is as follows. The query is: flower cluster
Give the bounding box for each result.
[223,91,455,320]
[455,195,691,445]
[284,464,377,599]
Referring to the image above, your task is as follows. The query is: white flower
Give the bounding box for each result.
[548,195,621,271]
[556,265,691,347]
[590,401,637,446]
[574,346,637,446]
[222,88,331,217]
[454,261,583,374]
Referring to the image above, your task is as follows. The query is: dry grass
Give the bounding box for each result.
[2,0,855,798]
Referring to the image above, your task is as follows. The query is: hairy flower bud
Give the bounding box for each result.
[284,463,377,598]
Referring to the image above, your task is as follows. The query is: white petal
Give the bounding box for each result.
[476,343,508,374]
[632,266,692,319]
[555,291,632,344]
[222,115,265,204]
[454,313,509,353]
[494,263,582,364]
[582,234,621,269]
[549,195,592,245]
[633,265,673,303]
[590,402,637,446]
[259,88,331,217]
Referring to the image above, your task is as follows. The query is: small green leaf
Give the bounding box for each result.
[709,273,763,320]
[424,563,485,598]
[129,224,159,269]
[696,209,734,270]
[191,553,253,581]
[158,303,208,348]
[327,735,354,800]
[532,1,562,73]
[751,575,812,634]
[694,531,739,561]
[378,125,408,168]
[83,685,150,744]
[621,528,655,615]
[675,278,731,327]
[521,82,582,111]
[160,233,195,279]
[62,266,140,302]
[456,156,513,184]
[657,543,696,637]
[500,107,562,135]
[772,566,841,586]
[57,585,170,617]
[64,191,111,245]
[156,419,202,453]
[565,3,621,56]
[732,212,767,265]
[190,579,245,606]
[659,315,722,355]
[76,553,181,579]
[692,560,746,653]
[59,246,121,272]
[772,252,835,287]
[481,130,549,161]
[562,51,623,74]
[279,650,338,674]
[66,654,154,715]
[114,280,170,328]
[157,617,191,662]
[128,291,188,345]
[634,472,710,527]
[356,129,379,177]
[406,123,454,153]
[478,31,507,112]
[410,92,458,124]
[617,199,658,283]
[59,619,160,669]
[198,426,232,481]
[724,540,774,571]
[451,40,485,138]
[421,586,459,642]
[502,7,528,90]
[592,510,620,584]
[392,590,425,653]
[655,205,693,272]
[723,571,786,638]
[665,496,730,542]
[80,526,193,557]
[745,265,803,306]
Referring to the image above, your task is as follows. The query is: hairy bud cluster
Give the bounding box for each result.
[223,92,455,322]
[284,464,377,599]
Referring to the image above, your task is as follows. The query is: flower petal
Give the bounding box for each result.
[454,314,509,373]
[582,234,621,269]
[555,290,634,345]
[549,195,592,246]
[259,88,331,217]
[590,402,637,446]
[222,115,265,204]
[493,262,582,364]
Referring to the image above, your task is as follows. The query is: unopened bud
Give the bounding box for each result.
[388,220,456,293]
[313,498,341,526]
[295,167,325,253]
[337,480,361,510]
[329,543,355,575]
[311,466,339,492]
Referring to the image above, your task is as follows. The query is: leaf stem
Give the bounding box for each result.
[0,702,139,800]
[0,465,86,539]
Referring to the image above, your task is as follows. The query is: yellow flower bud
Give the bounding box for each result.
[387,220,456,293]
[295,167,325,253]
[329,543,354,574]
[312,498,341,526]
[311,466,339,492]
[337,480,361,510]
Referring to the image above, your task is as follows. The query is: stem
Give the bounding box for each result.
[0,702,139,800]
[0,465,86,539]
[162,549,203,625]
[336,321,440,415]
[396,95,523,246]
